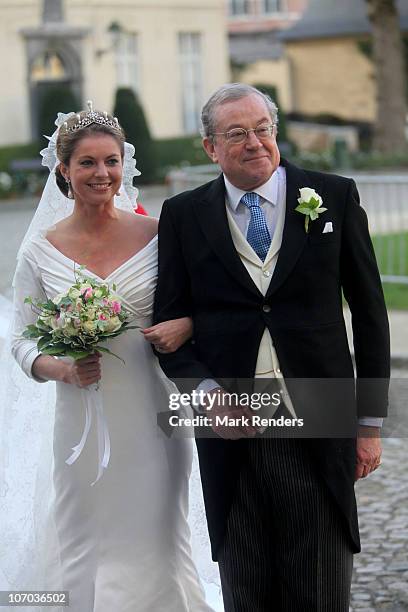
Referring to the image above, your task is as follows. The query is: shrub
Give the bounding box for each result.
[0,142,41,173]
[350,151,408,171]
[291,150,335,172]
[153,135,208,179]
[113,88,156,183]
[38,84,79,138]
[0,142,47,198]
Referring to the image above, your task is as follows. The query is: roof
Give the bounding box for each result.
[280,0,408,40]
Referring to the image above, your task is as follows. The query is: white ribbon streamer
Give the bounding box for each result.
[65,385,111,486]
[91,391,111,486]
[65,392,92,466]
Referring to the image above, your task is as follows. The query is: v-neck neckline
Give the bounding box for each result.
[39,233,158,281]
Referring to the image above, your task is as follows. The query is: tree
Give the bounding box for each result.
[366,0,407,153]
[113,88,156,183]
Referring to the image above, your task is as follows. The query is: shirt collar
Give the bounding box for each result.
[224,166,284,212]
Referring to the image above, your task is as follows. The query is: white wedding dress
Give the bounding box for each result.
[9,231,216,612]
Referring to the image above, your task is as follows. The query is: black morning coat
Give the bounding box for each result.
[153,158,390,560]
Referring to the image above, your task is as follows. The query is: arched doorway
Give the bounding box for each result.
[28,42,82,139]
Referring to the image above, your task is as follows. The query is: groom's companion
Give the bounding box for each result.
[154,84,390,611]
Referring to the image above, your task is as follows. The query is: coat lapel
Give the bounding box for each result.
[266,159,312,297]
[193,174,262,298]
[193,161,319,299]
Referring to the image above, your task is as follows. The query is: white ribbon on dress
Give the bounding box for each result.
[65,384,110,486]
[63,312,149,485]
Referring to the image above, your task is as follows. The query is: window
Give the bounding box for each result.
[31,51,67,82]
[115,32,139,93]
[229,0,251,16]
[262,0,284,13]
[178,33,203,134]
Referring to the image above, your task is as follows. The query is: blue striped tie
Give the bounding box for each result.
[241,192,271,261]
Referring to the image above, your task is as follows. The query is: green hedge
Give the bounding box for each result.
[351,151,408,171]
[113,87,157,183]
[0,142,42,172]
[153,135,208,179]
[38,85,79,138]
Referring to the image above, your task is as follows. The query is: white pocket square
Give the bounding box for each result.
[322,222,333,234]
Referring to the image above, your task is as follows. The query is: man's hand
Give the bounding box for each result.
[355,425,382,481]
[202,388,258,440]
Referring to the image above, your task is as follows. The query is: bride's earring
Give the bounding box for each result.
[66,178,74,199]
[116,189,121,196]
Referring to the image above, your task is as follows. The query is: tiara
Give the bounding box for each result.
[63,100,122,134]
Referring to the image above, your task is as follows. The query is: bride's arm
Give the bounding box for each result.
[11,250,50,381]
[11,250,101,387]
[142,317,193,353]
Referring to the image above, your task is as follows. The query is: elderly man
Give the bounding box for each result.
[154,84,389,611]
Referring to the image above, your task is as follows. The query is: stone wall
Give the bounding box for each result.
[234,57,294,112]
[0,1,41,145]
[285,36,376,122]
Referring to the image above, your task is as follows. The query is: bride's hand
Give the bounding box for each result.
[142,317,193,353]
[62,353,102,388]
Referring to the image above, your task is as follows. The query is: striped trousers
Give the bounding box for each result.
[218,439,353,612]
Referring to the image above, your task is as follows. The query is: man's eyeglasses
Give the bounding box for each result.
[212,124,276,145]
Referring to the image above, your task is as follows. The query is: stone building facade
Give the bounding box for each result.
[0,0,229,146]
[227,0,307,112]
[228,0,407,125]
[280,0,408,123]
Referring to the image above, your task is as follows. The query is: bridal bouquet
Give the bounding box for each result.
[23,269,137,485]
[23,269,136,362]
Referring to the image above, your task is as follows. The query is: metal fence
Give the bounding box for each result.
[353,175,408,284]
[167,167,408,284]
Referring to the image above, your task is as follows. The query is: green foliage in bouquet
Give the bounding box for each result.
[23,269,137,362]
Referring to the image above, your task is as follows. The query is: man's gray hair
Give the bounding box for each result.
[201,83,278,139]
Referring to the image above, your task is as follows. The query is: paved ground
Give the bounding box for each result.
[1,192,407,611]
[352,435,408,611]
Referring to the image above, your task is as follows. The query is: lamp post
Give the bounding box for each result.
[95,21,123,59]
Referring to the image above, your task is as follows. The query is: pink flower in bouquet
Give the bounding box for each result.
[82,287,93,300]
[99,314,107,321]
[112,301,121,314]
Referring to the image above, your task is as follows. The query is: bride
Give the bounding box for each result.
[6,104,215,611]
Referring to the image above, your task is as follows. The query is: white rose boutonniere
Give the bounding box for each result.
[295,187,327,233]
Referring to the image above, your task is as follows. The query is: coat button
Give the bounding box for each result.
[262,305,271,313]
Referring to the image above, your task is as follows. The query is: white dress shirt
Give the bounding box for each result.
[223,167,283,240]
